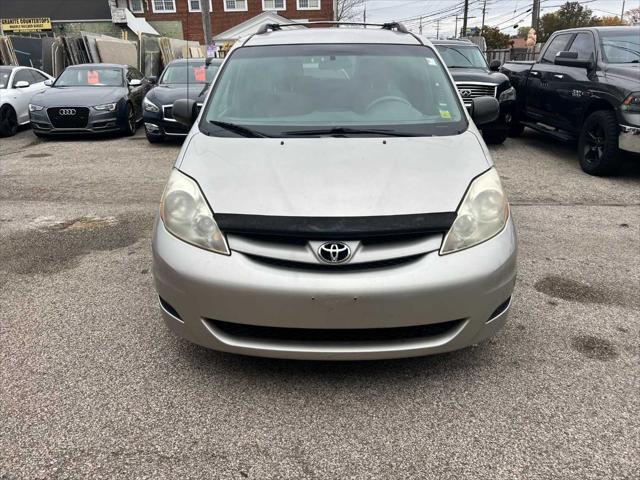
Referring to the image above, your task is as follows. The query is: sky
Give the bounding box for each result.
[359,0,636,38]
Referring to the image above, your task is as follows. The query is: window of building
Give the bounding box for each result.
[297,0,320,9]
[224,0,248,11]
[129,0,144,13]
[188,0,213,12]
[152,0,176,13]
[263,0,286,10]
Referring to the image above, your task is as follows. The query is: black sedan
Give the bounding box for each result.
[142,58,222,143]
[28,64,151,138]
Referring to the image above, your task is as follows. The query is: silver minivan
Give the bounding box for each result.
[152,23,517,360]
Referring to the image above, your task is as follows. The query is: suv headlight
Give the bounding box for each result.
[93,103,117,111]
[621,92,640,113]
[160,169,229,255]
[143,97,160,113]
[498,86,516,102]
[29,104,44,112]
[441,168,509,255]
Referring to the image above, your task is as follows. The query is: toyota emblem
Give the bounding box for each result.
[318,242,351,264]
[59,108,77,116]
[460,89,473,98]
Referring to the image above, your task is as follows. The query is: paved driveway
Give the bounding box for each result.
[1,128,638,479]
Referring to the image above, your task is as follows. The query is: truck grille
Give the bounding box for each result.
[47,107,89,129]
[455,83,497,103]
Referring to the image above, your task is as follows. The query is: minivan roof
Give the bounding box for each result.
[244,27,424,47]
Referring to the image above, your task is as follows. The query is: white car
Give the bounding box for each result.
[0,66,53,137]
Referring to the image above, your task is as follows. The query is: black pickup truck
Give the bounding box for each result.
[502,26,640,175]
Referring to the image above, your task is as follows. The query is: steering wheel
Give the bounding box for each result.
[365,96,413,112]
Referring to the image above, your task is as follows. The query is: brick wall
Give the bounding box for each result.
[137,0,334,42]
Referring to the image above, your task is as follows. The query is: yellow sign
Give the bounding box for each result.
[1,17,52,33]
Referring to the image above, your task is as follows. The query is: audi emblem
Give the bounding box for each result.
[318,242,351,264]
[59,108,76,116]
[460,89,473,98]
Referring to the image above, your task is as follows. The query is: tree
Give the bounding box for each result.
[624,7,640,24]
[517,26,531,39]
[336,0,365,22]
[481,26,512,49]
[593,16,627,26]
[539,1,599,41]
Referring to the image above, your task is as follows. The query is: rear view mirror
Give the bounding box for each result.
[554,51,594,70]
[14,80,30,88]
[469,97,500,126]
[172,99,198,127]
[148,76,158,85]
[489,59,501,72]
[44,79,53,86]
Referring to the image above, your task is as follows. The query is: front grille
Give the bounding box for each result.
[207,318,464,344]
[456,83,497,101]
[245,253,424,271]
[162,105,175,121]
[47,107,89,128]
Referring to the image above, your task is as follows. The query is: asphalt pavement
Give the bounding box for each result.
[1,126,639,479]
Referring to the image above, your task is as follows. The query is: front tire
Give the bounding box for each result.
[482,130,508,145]
[122,103,137,136]
[0,104,18,137]
[578,110,620,176]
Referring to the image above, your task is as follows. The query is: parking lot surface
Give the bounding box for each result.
[1,128,639,479]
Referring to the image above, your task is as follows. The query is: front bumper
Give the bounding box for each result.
[619,124,640,154]
[29,109,122,134]
[152,216,518,360]
[143,110,189,137]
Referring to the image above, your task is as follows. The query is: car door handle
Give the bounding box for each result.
[553,74,564,79]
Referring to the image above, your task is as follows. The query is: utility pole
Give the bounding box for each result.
[201,0,212,47]
[621,0,626,20]
[419,16,423,35]
[481,0,487,31]
[532,0,541,32]
[436,19,440,39]
[461,0,469,37]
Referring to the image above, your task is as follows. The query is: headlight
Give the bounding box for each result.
[498,86,516,102]
[29,104,44,112]
[143,97,160,113]
[441,168,509,255]
[621,92,640,113]
[93,103,117,111]
[160,169,229,255]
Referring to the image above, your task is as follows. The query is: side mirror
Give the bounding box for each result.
[14,80,30,88]
[489,59,501,72]
[148,76,158,85]
[469,96,500,126]
[554,51,594,70]
[172,99,198,127]
[129,78,142,87]
[44,79,53,86]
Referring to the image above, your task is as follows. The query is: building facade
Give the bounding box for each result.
[120,0,335,42]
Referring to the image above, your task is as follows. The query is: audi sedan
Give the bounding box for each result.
[28,64,151,137]
[152,24,517,360]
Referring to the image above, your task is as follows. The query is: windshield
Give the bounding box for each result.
[54,67,124,87]
[0,67,12,89]
[600,28,640,64]
[201,44,465,137]
[435,45,488,69]
[160,61,220,84]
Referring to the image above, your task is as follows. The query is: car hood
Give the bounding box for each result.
[604,64,640,90]
[30,86,126,107]
[147,83,209,105]
[178,131,491,217]
[449,68,510,86]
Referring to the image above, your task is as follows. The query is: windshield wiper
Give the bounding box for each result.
[284,127,420,137]
[208,120,271,138]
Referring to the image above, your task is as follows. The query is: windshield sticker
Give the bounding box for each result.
[439,109,452,119]
[426,58,436,65]
[88,70,100,84]
[193,66,206,82]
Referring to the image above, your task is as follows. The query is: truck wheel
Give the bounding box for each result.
[578,111,620,176]
[508,122,525,137]
[483,130,508,145]
[0,104,18,137]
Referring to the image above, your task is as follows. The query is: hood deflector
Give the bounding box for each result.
[214,212,456,239]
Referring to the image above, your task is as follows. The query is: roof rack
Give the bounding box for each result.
[255,21,410,35]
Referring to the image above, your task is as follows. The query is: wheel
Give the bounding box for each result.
[122,103,137,136]
[0,104,18,137]
[508,122,525,137]
[482,130,508,145]
[146,131,164,143]
[578,110,621,176]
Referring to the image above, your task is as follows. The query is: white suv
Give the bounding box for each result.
[0,66,52,137]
